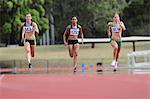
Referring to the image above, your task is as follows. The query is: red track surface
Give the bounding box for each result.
[0,74,149,99]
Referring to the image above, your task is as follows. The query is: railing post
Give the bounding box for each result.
[91,43,95,48]
[133,41,135,52]
[13,60,17,74]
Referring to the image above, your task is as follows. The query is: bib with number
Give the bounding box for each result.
[23,22,33,33]
[70,28,80,35]
[111,25,120,33]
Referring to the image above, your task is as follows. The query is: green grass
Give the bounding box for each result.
[0,41,150,67]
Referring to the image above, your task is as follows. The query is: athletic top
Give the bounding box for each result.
[23,22,33,33]
[111,22,122,33]
[66,25,82,36]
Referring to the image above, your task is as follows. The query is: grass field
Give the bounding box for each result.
[0,41,150,67]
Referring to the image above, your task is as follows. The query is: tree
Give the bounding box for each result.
[123,0,150,36]
[44,0,55,44]
[0,0,49,44]
[1,0,148,45]
[84,0,128,37]
[44,0,128,44]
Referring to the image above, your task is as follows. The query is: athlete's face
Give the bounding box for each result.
[26,14,32,23]
[113,14,120,22]
[71,17,78,24]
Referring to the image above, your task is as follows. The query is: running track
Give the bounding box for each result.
[0,74,150,99]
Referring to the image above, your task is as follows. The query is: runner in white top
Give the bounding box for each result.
[63,16,84,72]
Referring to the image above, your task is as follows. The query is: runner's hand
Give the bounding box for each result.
[64,41,67,47]
[108,32,111,38]
[81,39,84,45]
[21,38,24,43]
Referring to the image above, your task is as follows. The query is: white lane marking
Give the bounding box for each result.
[0,74,5,81]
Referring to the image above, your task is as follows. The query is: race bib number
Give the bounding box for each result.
[24,26,33,33]
[70,28,80,35]
[112,25,120,33]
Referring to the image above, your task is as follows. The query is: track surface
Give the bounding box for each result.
[1,74,149,99]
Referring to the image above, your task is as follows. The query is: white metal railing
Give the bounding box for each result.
[128,50,150,67]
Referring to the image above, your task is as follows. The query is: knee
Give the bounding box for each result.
[31,53,35,57]
[31,50,35,57]
[26,49,30,53]
[74,52,78,57]
[25,46,30,53]
[111,43,118,49]
[114,45,118,50]
[69,53,73,58]
[115,47,118,50]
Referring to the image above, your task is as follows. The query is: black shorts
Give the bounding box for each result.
[68,40,79,45]
[25,39,35,45]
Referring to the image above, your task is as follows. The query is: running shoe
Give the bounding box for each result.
[113,62,118,72]
[73,66,77,72]
[28,63,32,68]
[111,60,116,66]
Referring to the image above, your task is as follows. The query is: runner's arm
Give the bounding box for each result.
[80,27,84,43]
[33,22,39,34]
[107,22,112,38]
[120,21,126,31]
[63,28,68,46]
[21,27,25,42]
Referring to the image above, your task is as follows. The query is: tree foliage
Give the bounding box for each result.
[0,0,49,44]
[123,0,150,36]
[0,0,149,44]
[44,0,128,43]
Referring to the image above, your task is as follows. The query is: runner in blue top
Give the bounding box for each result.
[21,14,39,69]
[107,14,126,71]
